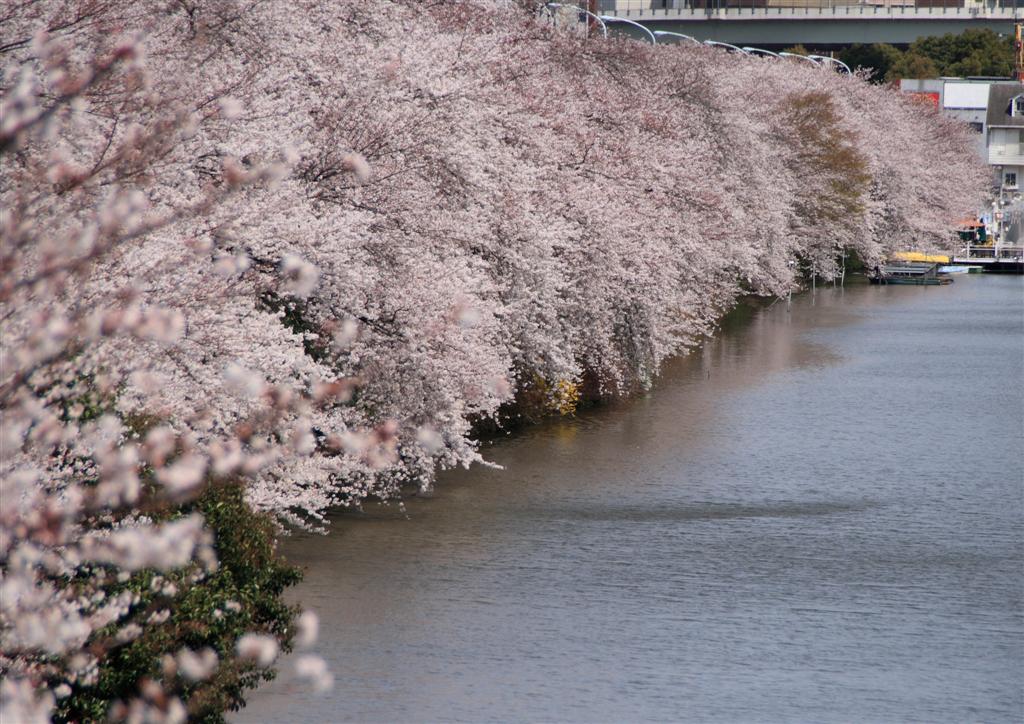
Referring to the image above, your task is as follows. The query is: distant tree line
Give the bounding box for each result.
[838,29,1015,83]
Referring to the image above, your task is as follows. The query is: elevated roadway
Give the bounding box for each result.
[596,2,1019,46]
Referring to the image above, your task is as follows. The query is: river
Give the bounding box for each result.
[239,275,1023,723]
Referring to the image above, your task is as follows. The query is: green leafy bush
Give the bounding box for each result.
[55,485,301,723]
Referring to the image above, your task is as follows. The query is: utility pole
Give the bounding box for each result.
[1016,23,1023,82]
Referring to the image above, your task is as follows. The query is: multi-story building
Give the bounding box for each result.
[899,78,1024,193]
[899,78,993,159]
[899,79,1024,249]
[986,82,1024,198]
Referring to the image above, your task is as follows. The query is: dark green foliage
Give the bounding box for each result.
[839,43,904,82]
[55,485,301,723]
[781,43,811,57]
[841,29,1014,83]
[842,247,868,273]
[885,52,941,83]
[909,28,1015,79]
[258,290,330,363]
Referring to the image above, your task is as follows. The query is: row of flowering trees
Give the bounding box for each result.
[1,0,988,720]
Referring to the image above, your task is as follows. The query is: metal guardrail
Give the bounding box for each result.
[961,244,1024,257]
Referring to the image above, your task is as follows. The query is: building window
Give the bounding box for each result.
[968,122,983,133]
[1013,95,1024,117]
[1005,172,1019,189]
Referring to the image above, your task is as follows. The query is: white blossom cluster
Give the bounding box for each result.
[0,13,335,721]
[1,0,987,719]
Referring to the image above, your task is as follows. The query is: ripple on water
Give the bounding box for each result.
[238,277,1024,724]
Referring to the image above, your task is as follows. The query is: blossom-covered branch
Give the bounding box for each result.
[1,0,988,720]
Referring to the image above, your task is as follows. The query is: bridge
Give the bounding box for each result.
[593,1,1019,46]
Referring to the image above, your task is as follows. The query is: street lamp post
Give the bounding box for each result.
[653,31,701,46]
[742,47,782,58]
[704,40,749,55]
[808,55,852,74]
[598,16,657,45]
[992,199,1001,251]
[778,52,821,66]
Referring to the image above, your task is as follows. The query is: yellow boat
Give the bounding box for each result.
[891,251,950,264]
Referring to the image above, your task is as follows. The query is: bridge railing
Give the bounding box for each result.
[595,0,1019,14]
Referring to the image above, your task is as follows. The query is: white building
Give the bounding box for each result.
[899,78,1024,247]
[899,78,1001,161]
[899,78,1023,191]
[985,83,1024,197]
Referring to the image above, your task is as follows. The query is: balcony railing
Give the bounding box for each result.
[989,145,1024,164]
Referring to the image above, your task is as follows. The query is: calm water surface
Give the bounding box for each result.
[240,276,1023,723]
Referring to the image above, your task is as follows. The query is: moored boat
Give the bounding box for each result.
[870,262,953,285]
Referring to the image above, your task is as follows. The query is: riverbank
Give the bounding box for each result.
[239,276,1024,723]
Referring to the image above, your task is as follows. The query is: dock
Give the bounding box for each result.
[952,243,1024,274]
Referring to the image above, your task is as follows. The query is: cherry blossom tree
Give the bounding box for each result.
[1,0,989,719]
[1,10,335,721]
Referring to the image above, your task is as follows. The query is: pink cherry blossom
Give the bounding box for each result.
[0,1,986,719]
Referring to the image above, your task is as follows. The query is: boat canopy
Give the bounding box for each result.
[892,251,950,264]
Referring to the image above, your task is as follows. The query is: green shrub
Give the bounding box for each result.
[55,484,301,723]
